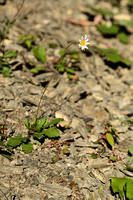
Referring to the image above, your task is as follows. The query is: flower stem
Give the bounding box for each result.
[35,42,78,124]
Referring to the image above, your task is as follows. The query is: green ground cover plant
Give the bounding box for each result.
[88,3,133,46]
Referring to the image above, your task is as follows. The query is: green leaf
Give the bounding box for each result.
[97,24,119,35]
[67,74,73,80]
[0,134,9,138]
[59,50,65,56]
[33,133,45,140]
[124,118,133,125]
[124,165,133,172]
[2,67,12,77]
[99,48,121,63]
[0,141,5,147]
[111,177,133,199]
[106,133,114,147]
[49,43,58,49]
[7,136,22,148]
[109,156,117,161]
[118,32,129,44]
[35,117,47,132]
[126,177,133,199]
[44,118,64,128]
[111,177,126,197]
[1,61,9,66]
[3,51,17,59]
[43,127,60,138]
[114,20,133,27]
[120,57,132,66]
[30,68,38,74]
[89,194,94,200]
[57,65,65,73]
[62,145,70,154]
[129,144,133,155]
[88,6,113,16]
[25,40,31,50]
[52,156,59,163]
[31,65,45,74]
[6,20,11,34]
[24,119,30,129]
[91,153,97,159]
[19,34,35,42]
[32,45,46,63]
[19,34,35,50]
[65,67,75,74]
[21,137,29,143]
[22,142,33,153]
[1,153,13,161]
[130,156,133,163]
[70,53,79,60]
[35,65,45,72]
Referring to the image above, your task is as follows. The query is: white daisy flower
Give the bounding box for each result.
[78,34,90,51]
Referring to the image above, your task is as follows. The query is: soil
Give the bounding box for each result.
[0,0,133,199]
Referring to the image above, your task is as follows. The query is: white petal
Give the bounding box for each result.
[81,46,84,50]
[85,34,88,39]
[86,42,90,45]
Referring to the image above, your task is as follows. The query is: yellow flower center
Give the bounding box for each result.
[81,40,85,46]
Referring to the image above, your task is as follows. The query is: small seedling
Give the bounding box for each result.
[92,122,119,159]
[56,50,80,79]
[0,51,17,77]
[19,34,35,50]
[96,122,118,149]
[98,47,131,66]
[25,116,64,140]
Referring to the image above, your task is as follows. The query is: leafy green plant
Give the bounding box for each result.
[0,51,17,77]
[97,24,119,36]
[19,34,35,50]
[94,122,118,150]
[98,48,132,66]
[88,5,133,44]
[87,5,113,17]
[6,135,33,154]
[57,59,75,74]
[56,50,80,79]
[5,117,64,154]
[102,122,118,148]
[118,32,129,44]
[111,176,133,199]
[25,116,64,140]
